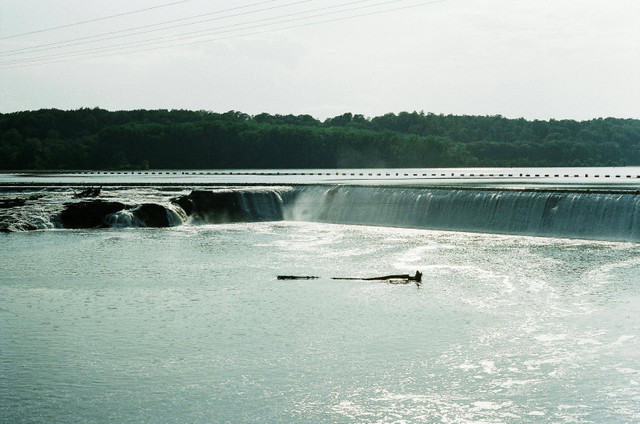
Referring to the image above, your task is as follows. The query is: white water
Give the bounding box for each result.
[289,186,640,241]
[2,183,640,241]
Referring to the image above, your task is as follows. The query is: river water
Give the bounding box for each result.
[1,169,640,423]
[2,223,639,423]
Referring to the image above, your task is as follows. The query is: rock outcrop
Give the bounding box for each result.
[172,190,245,223]
[59,201,126,228]
[131,203,171,227]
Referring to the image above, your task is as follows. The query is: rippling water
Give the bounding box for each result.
[1,223,639,423]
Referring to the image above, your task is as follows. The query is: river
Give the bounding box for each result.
[1,168,639,423]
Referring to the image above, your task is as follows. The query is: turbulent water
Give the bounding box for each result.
[290,185,640,242]
[2,184,640,241]
[1,176,640,423]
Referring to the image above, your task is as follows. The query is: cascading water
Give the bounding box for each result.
[2,184,640,241]
[235,190,287,222]
[287,185,640,242]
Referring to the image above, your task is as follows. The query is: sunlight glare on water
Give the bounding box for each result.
[1,223,639,423]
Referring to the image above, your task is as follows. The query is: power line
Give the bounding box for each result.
[0,0,195,40]
[1,0,369,59]
[0,0,448,70]
[0,0,441,68]
[1,0,381,64]
[0,0,285,55]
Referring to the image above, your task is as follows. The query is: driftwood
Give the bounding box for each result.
[334,271,422,282]
[333,271,422,286]
[278,271,422,286]
[277,275,319,280]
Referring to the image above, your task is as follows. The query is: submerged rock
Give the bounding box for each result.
[60,200,126,228]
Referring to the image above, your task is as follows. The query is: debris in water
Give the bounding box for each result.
[277,271,422,286]
[277,275,319,280]
[333,271,422,286]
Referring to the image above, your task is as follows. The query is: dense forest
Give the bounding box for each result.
[1,108,639,170]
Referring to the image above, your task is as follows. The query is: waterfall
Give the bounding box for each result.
[287,185,640,241]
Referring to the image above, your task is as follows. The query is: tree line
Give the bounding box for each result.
[1,108,639,170]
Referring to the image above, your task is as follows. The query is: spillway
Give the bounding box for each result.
[2,181,640,241]
[287,185,640,242]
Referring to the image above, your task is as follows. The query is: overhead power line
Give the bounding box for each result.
[0,0,448,70]
[1,0,381,65]
[0,0,310,56]
[0,0,195,40]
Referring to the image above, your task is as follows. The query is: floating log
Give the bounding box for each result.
[332,271,422,282]
[366,271,422,283]
[277,275,319,280]
[333,271,422,286]
[278,271,422,286]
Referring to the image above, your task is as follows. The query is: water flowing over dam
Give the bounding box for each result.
[2,182,639,241]
[287,185,640,242]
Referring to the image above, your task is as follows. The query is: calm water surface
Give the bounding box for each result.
[1,223,639,423]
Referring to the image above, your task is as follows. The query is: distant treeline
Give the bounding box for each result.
[1,108,639,170]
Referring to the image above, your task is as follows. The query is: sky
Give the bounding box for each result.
[1,0,639,121]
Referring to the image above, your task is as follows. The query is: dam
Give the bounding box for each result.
[2,166,640,241]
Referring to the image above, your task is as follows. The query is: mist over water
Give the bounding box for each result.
[1,223,639,423]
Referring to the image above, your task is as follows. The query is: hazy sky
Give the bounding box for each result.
[1,0,639,120]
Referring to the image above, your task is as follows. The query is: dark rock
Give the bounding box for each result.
[171,194,194,216]
[131,203,170,227]
[60,200,126,228]
[171,190,245,223]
